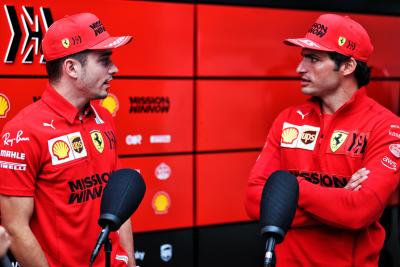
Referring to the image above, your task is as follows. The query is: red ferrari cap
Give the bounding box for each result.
[41,13,132,61]
[284,14,373,62]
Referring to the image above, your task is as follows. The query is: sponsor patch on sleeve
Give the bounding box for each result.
[381,155,398,171]
[389,144,400,158]
[48,132,87,165]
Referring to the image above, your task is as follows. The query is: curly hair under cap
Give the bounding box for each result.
[328,51,371,88]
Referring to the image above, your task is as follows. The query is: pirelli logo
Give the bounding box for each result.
[0,160,26,171]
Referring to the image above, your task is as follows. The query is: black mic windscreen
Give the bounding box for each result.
[260,170,299,243]
[99,168,146,231]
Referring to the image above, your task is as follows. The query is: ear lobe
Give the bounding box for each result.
[343,58,357,76]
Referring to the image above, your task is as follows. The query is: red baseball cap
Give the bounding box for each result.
[284,14,373,62]
[41,13,132,61]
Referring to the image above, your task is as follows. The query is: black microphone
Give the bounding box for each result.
[90,168,146,266]
[0,254,12,267]
[260,170,299,267]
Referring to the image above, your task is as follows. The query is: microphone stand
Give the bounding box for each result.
[104,237,112,267]
[264,237,276,267]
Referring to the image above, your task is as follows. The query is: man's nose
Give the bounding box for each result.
[296,59,306,74]
[109,63,118,74]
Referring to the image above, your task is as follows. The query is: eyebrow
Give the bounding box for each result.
[99,50,112,57]
[301,51,319,58]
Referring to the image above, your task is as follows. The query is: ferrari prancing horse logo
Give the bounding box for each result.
[90,130,104,153]
[330,130,349,152]
[338,36,346,47]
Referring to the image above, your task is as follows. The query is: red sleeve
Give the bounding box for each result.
[245,110,320,227]
[0,122,40,196]
[298,119,400,230]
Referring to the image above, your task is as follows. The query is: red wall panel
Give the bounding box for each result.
[366,81,400,115]
[196,80,306,151]
[121,155,193,232]
[0,79,47,130]
[196,151,258,226]
[0,0,193,76]
[106,80,193,155]
[198,5,400,77]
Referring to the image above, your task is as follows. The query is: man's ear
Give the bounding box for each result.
[63,58,80,79]
[342,57,357,76]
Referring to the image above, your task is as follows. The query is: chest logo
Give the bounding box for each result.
[281,122,320,151]
[330,130,349,152]
[296,110,309,120]
[90,130,104,153]
[48,132,87,165]
[43,119,56,130]
[52,140,70,160]
[281,127,299,144]
[71,136,84,153]
[346,132,368,156]
[301,131,317,144]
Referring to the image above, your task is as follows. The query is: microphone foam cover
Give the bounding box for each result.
[260,170,299,243]
[99,168,146,231]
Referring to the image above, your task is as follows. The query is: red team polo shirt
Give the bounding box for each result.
[0,84,128,267]
[246,88,400,267]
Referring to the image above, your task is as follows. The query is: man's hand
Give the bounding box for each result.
[345,167,370,191]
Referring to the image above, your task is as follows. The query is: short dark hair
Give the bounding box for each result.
[328,52,371,88]
[45,50,91,83]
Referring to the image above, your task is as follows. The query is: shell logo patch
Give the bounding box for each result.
[330,130,349,152]
[90,130,104,153]
[52,140,70,160]
[281,127,299,144]
[152,191,171,215]
[61,38,70,48]
[48,132,87,165]
[100,93,119,117]
[0,94,11,118]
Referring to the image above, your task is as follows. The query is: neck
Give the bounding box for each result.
[51,81,88,112]
[320,81,359,114]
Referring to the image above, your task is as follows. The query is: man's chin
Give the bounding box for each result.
[301,87,316,96]
[93,93,108,100]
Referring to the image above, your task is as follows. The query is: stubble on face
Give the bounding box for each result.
[297,49,341,98]
[78,50,116,101]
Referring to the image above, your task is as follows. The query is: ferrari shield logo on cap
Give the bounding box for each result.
[338,36,346,47]
[61,38,70,48]
[90,130,104,153]
[330,130,349,152]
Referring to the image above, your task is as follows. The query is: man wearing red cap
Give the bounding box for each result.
[0,13,137,267]
[246,14,400,266]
